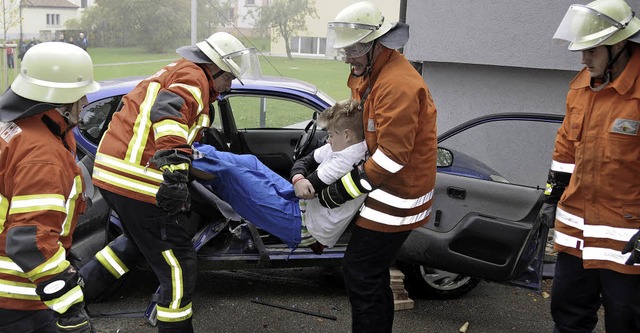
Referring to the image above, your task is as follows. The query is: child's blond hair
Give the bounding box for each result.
[317,98,364,141]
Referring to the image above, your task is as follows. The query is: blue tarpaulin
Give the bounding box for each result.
[191,143,301,248]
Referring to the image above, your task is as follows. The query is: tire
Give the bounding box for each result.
[397,262,481,299]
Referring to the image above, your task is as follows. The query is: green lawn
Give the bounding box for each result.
[1,47,352,101]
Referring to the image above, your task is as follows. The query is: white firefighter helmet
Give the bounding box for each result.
[553,0,640,51]
[327,1,393,49]
[11,42,100,104]
[177,32,261,85]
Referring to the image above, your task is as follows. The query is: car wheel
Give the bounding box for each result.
[397,262,481,299]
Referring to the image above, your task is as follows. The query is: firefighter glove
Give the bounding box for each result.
[56,302,94,333]
[34,265,93,332]
[319,161,372,208]
[156,175,190,215]
[151,149,191,215]
[537,203,557,228]
[622,229,640,265]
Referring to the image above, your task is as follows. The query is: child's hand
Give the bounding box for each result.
[294,179,315,199]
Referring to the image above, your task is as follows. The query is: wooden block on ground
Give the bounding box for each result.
[394,299,415,311]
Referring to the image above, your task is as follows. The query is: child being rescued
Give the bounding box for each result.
[191,98,367,253]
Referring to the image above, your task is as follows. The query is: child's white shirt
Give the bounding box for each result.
[303,141,368,247]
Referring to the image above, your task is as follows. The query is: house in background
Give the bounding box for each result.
[2,0,84,41]
[218,0,269,37]
[269,0,399,58]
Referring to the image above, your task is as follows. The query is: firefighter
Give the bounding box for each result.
[546,0,640,331]
[319,2,438,332]
[78,32,260,332]
[0,42,100,332]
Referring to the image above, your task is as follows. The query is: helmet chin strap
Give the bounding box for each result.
[351,40,377,78]
[590,42,629,91]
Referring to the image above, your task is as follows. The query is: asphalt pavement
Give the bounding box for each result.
[88,267,605,333]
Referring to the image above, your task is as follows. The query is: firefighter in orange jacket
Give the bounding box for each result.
[78,32,260,332]
[546,0,640,331]
[0,42,100,332]
[318,2,437,332]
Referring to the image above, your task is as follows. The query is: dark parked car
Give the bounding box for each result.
[70,75,561,303]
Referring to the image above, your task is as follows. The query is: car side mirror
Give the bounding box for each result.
[437,147,453,167]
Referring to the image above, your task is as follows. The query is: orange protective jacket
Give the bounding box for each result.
[347,47,438,232]
[552,44,640,274]
[93,59,214,203]
[0,110,86,310]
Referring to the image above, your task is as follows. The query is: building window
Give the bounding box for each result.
[46,14,60,26]
[81,0,87,8]
[246,0,255,5]
[290,36,326,55]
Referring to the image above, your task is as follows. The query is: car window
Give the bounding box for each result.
[78,95,123,145]
[225,95,316,129]
[439,119,561,188]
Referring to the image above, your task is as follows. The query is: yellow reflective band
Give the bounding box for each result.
[161,249,183,310]
[544,183,552,196]
[153,119,189,140]
[96,246,129,278]
[159,163,189,173]
[95,153,163,182]
[9,194,66,215]
[93,167,160,197]
[43,285,84,314]
[0,193,8,234]
[28,247,69,281]
[169,83,204,114]
[156,302,193,323]
[187,114,210,144]
[61,176,83,237]
[0,278,39,300]
[127,82,161,164]
[341,172,361,199]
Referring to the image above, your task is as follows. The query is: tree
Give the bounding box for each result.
[248,0,318,59]
[1,0,21,41]
[79,0,190,53]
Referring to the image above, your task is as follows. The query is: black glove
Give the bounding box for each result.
[318,161,372,208]
[537,203,557,228]
[622,229,640,265]
[151,149,191,215]
[35,266,93,332]
[156,180,190,215]
[56,302,93,333]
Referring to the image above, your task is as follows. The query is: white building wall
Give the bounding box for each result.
[20,7,79,41]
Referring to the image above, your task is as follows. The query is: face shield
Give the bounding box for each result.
[206,39,262,85]
[327,22,378,58]
[553,4,635,50]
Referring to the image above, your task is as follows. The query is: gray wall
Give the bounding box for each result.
[402,0,640,185]
[404,0,640,131]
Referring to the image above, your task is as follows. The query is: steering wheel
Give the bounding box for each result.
[293,116,317,160]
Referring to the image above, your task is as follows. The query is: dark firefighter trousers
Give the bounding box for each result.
[551,252,640,333]
[79,188,197,333]
[343,225,411,333]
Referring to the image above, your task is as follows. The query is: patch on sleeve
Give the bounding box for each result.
[611,119,639,136]
[367,118,376,132]
[0,121,22,143]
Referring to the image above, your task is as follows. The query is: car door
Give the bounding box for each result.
[397,113,564,291]
[216,92,329,179]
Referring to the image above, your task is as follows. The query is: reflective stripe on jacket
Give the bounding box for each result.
[93,60,214,203]
[0,110,86,310]
[552,44,640,274]
[348,48,438,232]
